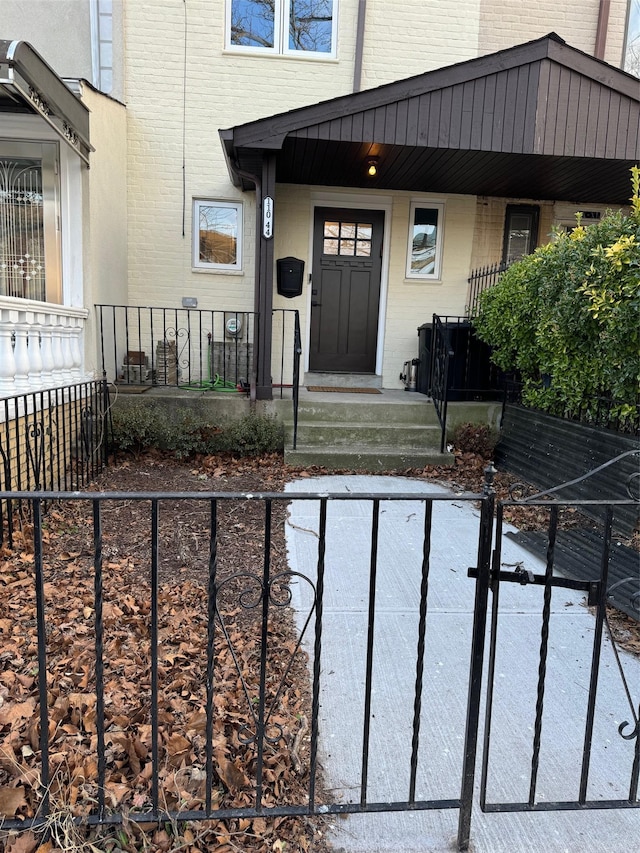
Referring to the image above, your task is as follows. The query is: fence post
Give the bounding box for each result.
[457,463,496,850]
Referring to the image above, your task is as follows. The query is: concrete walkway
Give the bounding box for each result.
[285,475,640,853]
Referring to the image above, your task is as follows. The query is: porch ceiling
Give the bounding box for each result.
[0,39,91,164]
[221,33,640,206]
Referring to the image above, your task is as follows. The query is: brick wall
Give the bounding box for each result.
[478,0,629,67]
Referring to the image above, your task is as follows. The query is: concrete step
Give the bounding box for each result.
[284,445,453,471]
[290,398,439,426]
[285,421,441,449]
[304,372,382,389]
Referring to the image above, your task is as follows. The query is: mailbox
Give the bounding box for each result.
[276,257,305,298]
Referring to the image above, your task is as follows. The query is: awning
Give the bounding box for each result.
[221,33,640,205]
[0,39,91,164]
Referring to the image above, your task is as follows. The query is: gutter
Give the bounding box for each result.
[353,0,367,92]
[223,155,262,404]
[594,0,610,59]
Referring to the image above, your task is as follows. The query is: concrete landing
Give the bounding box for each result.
[284,475,640,853]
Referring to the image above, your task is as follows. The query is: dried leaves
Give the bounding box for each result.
[0,454,324,852]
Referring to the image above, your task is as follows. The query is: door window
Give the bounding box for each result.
[323,219,372,256]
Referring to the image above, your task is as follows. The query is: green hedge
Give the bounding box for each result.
[110,403,284,458]
[473,168,640,427]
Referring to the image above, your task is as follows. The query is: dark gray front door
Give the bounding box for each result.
[309,207,384,373]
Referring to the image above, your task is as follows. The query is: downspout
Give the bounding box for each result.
[353,0,367,92]
[227,160,262,404]
[594,0,610,59]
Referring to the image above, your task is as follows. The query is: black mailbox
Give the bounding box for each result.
[276,257,305,298]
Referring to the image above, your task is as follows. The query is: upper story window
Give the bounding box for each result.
[624,0,639,77]
[228,0,337,58]
[193,199,243,272]
[406,202,445,280]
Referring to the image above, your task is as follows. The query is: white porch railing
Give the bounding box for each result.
[0,296,90,398]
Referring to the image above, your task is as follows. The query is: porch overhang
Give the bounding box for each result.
[221,33,639,205]
[0,40,91,165]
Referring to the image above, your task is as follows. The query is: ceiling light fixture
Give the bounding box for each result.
[366,157,379,177]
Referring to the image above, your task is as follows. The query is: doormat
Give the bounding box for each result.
[306,386,381,394]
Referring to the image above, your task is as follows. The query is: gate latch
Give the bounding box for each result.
[514,565,535,585]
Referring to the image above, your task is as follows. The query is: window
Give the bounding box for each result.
[502,205,539,266]
[624,0,639,77]
[323,219,372,256]
[193,200,242,271]
[406,202,444,279]
[228,0,337,57]
[0,141,61,303]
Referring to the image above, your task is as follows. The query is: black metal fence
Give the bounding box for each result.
[0,484,495,850]
[0,379,110,547]
[466,262,508,317]
[0,466,637,850]
[96,305,257,391]
[481,484,640,814]
[503,379,640,436]
[96,306,301,404]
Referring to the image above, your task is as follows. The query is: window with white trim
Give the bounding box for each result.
[227,0,337,57]
[406,202,444,280]
[193,200,242,271]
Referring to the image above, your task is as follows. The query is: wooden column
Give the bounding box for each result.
[255,152,276,400]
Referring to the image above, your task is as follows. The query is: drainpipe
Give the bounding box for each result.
[228,161,262,403]
[594,0,610,59]
[353,0,367,92]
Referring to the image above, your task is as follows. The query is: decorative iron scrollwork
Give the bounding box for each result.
[214,569,317,748]
[618,716,640,742]
[26,421,47,491]
[163,327,190,372]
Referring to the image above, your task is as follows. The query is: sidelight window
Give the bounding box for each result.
[406,202,444,280]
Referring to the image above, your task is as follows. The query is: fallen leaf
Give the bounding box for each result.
[0,785,28,817]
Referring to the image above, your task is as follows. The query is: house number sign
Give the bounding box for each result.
[262,196,274,239]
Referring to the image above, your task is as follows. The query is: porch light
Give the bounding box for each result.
[366,157,379,177]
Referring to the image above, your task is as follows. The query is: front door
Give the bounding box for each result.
[309,207,384,373]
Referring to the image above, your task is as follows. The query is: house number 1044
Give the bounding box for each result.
[263,196,274,239]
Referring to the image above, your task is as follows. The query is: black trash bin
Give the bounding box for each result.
[416,323,432,395]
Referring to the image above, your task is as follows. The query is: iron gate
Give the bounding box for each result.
[0,459,638,851]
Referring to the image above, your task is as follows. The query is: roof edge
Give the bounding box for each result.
[225,33,639,151]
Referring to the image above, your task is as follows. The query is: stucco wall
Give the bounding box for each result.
[81,84,128,377]
[1,0,125,100]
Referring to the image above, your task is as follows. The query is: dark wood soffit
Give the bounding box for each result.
[227,34,640,151]
[271,138,637,205]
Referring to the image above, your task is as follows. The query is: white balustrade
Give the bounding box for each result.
[0,296,90,399]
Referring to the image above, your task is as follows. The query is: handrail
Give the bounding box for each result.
[292,311,301,450]
[431,314,454,453]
